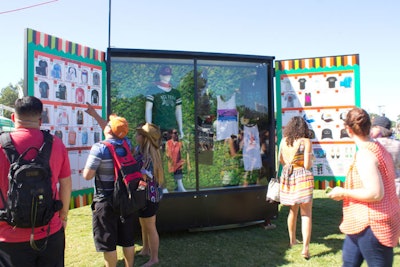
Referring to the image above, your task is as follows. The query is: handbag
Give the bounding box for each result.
[266,177,280,202]
[267,141,302,203]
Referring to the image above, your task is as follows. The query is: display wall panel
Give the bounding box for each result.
[275,54,360,184]
[25,28,106,207]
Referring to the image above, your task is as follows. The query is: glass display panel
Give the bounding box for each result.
[109,54,272,192]
[109,57,196,193]
[196,61,270,189]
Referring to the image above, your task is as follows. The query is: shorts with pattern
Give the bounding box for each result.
[280,167,314,206]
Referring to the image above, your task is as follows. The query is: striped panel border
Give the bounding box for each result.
[275,54,359,71]
[27,28,105,62]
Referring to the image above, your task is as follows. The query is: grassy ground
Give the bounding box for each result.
[65,190,400,266]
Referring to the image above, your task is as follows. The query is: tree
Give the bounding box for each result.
[0,84,20,118]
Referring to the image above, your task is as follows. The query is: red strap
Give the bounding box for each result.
[102,140,141,182]
[102,141,120,181]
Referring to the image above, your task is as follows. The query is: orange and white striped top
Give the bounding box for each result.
[340,141,400,247]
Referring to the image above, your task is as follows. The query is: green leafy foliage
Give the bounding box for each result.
[0,84,19,118]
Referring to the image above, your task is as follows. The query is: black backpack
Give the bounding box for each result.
[0,130,63,251]
[102,140,146,222]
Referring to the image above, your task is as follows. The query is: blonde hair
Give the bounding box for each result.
[139,136,164,185]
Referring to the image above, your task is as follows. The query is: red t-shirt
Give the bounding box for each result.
[0,128,71,242]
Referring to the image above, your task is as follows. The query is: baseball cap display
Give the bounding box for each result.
[159,66,172,76]
[321,113,333,122]
[321,128,333,139]
[108,114,129,138]
[308,129,316,139]
[340,128,349,139]
[340,111,347,120]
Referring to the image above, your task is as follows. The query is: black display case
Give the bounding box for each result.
[107,48,277,231]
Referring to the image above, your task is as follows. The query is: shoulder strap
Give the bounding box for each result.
[102,141,122,181]
[103,140,139,182]
[12,130,53,164]
[0,130,53,164]
[103,140,135,167]
[103,140,119,166]
[0,130,53,209]
[0,132,18,163]
[0,133,11,206]
[39,130,53,164]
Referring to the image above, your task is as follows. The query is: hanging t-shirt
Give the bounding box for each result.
[93,72,100,86]
[91,90,99,104]
[57,84,67,100]
[298,78,307,90]
[243,125,262,171]
[284,92,296,108]
[216,93,238,141]
[56,110,69,125]
[41,109,49,124]
[51,64,62,79]
[340,77,352,88]
[75,87,85,104]
[36,60,48,76]
[68,129,76,145]
[81,130,88,145]
[39,81,49,98]
[326,76,337,88]
[77,110,84,125]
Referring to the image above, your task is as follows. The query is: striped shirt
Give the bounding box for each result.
[85,137,132,201]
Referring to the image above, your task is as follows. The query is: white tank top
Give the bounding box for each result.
[216,93,238,141]
[243,124,262,171]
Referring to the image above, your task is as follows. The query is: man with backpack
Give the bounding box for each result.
[83,114,139,267]
[0,96,72,267]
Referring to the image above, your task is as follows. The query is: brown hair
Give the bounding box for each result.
[283,116,309,146]
[344,108,371,137]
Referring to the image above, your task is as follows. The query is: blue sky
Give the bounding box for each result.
[1,0,399,120]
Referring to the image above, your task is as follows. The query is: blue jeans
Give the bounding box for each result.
[342,226,393,267]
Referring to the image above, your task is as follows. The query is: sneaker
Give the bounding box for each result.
[263,223,276,230]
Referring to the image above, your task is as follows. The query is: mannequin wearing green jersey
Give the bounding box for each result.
[145,66,184,140]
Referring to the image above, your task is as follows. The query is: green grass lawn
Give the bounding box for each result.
[65,190,400,266]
